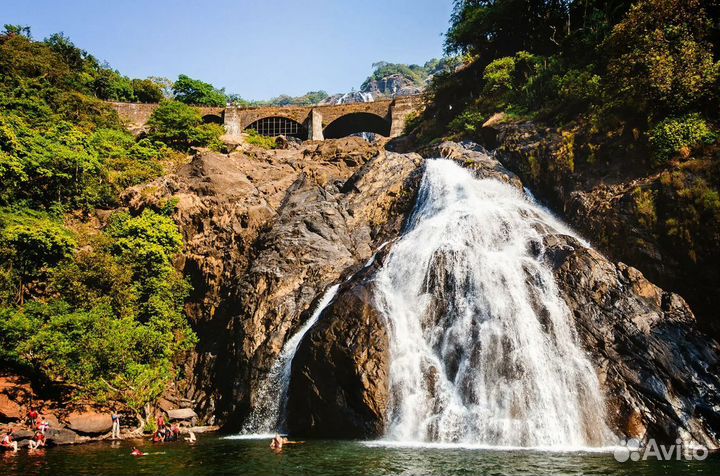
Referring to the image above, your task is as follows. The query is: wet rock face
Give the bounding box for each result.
[127,138,720,446]
[488,121,720,338]
[544,235,720,448]
[287,257,390,438]
[124,138,422,427]
[286,143,720,446]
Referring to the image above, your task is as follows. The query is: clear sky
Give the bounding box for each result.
[4,0,454,100]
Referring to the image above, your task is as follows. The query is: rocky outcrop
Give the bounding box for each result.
[123,135,720,446]
[282,142,720,446]
[544,235,720,447]
[484,120,720,338]
[287,252,391,438]
[361,74,424,97]
[0,375,34,422]
[65,411,112,435]
[124,138,423,428]
[0,394,21,421]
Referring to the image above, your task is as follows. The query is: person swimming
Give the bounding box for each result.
[130,446,145,456]
[270,434,304,450]
[270,434,284,450]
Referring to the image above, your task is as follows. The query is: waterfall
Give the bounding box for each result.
[373,159,614,448]
[333,91,374,104]
[240,284,340,434]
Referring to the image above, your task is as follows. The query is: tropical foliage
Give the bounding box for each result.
[0,25,198,421]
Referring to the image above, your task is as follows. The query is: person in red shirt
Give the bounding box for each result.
[130,446,145,456]
[28,431,45,450]
[157,415,165,428]
[27,408,39,428]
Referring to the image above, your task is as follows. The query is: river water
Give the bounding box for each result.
[3,435,718,476]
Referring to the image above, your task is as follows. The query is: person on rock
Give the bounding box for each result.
[27,408,39,428]
[1,431,18,452]
[28,431,45,450]
[111,409,121,440]
[157,415,165,429]
[37,417,49,434]
[170,423,180,441]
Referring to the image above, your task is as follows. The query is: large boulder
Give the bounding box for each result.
[287,257,391,438]
[0,394,21,421]
[167,408,197,421]
[45,427,82,445]
[65,411,112,435]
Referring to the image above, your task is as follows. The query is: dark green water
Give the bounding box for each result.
[2,435,718,476]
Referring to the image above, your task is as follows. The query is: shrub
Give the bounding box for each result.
[649,114,716,163]
[448,109,486,135]
[604,0,719,116]
[146,100,223,151]
[244,129,278,149]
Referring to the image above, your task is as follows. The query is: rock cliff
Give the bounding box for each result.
[126,137,719,447]
[285,142,720,447]
[484,120,720,338]
[123,138,422,427]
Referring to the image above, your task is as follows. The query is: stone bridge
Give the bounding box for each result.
[108,95,423,141]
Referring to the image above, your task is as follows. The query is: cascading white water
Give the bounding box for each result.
[373,159,614,448]
[241,284,340,434]
[334,91,374,104]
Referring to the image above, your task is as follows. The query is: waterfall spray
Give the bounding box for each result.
[374,159,614,448]
[240,284,340,434]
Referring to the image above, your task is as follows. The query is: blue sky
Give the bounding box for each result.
[4,0,454,100]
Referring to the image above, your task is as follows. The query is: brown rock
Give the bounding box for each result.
[0,394,21,421]
[65,411,112,435]
[45,427,82,445]
[287,256,391,438]
[166,408,197,421]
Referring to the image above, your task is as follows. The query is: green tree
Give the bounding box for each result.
[172,74,227,106]
[146,100,223,151]
[131,78,164,103]
[604,0,719,118]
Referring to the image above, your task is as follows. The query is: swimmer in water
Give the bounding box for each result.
[270,434,304,450]
[130,446,145,456]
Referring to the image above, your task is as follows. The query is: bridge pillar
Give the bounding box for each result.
[389,96,424,138]
[308,109,324,141]
[223,107,244,142]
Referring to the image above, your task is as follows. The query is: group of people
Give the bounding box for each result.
[130,416,196,456]
[1,430,45,453]
[1,408,49,453]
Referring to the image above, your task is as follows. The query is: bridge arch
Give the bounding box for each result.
[245,116,307,139]
[202,113,224,125]
[323,112,390,139]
